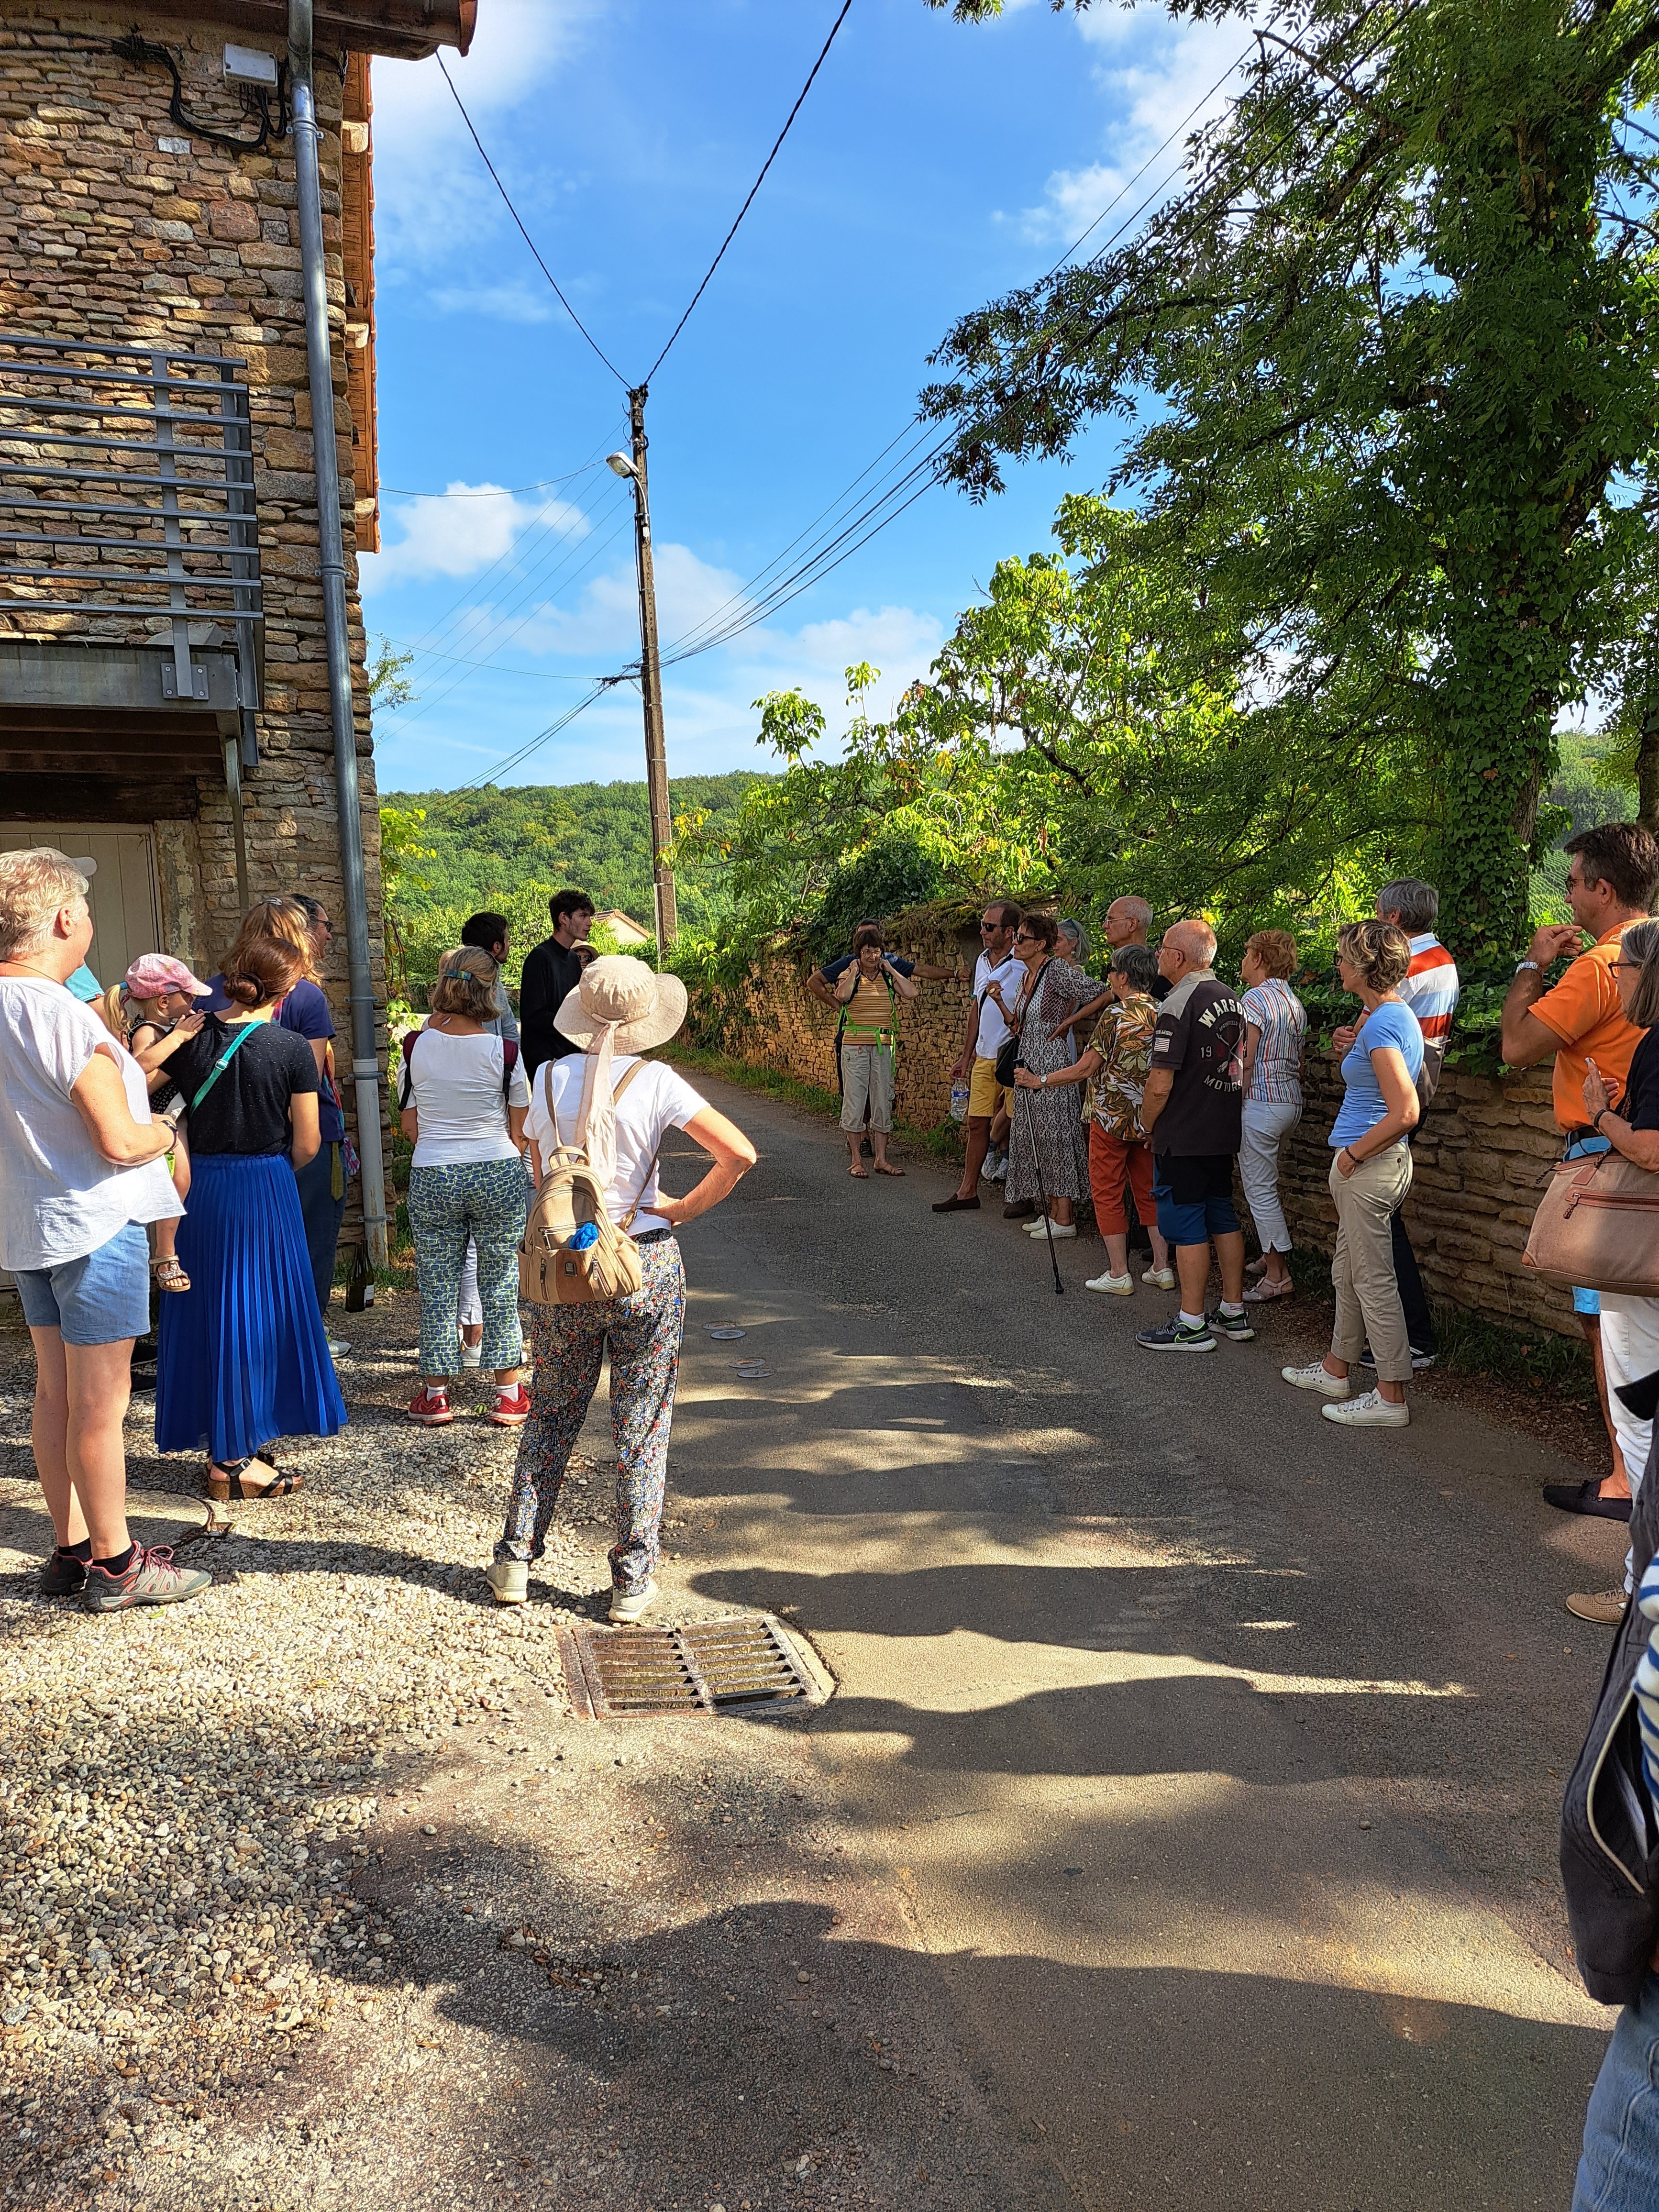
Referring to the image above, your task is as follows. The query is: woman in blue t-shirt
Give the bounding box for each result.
[1282,919,1423,1429]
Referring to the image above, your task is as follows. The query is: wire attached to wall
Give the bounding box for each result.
[111,33,290,154]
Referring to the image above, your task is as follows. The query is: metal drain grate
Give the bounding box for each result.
[558,1612,833,1722]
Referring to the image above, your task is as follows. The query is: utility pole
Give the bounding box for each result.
[627,385,677,956]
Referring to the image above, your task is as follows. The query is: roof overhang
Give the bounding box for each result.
[133,1,475,61]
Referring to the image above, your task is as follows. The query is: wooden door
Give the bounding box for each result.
[0,823,161,989]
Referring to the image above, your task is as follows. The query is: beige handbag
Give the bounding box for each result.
[1521,1149,1659,1296]
[518,1062,658,1308]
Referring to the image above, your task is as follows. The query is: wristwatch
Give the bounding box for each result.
[1040,1072,1048,1087]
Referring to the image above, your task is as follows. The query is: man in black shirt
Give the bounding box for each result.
[519,889,596,1076]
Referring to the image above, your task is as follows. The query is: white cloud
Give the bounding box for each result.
[508,543,752,660]
[426,282,556,324]
[1014,10,1251,246]
[361,484,587,593]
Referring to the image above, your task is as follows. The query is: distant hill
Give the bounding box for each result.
[379,774,766,992]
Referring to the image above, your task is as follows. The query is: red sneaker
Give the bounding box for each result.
[408,1386,453,1427]
[487,1383,531,1428]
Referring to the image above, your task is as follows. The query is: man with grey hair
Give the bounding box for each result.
[0,849,209,1614]
[1333,878,1460,1370]
[1136,918,1250,1351]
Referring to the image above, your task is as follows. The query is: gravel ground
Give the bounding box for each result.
[0,1293,1047,2212]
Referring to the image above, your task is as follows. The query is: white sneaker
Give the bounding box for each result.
[1282,1358,1350,1397]
[486,1559,528,1605]
[1141,1266,1175,1289]
[326,1336,350,1359]
[1027,1220,1077,1239]
[1322,1388,1409,1428]
[1085,1272,1135,1294]
[608,1577,659,1625]
[988,1155,1008,1182]
[460,1340,483,1370]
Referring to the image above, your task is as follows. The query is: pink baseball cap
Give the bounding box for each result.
[123,953,211,999]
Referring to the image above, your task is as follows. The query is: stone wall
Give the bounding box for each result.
[0,6,388,1246]
[701,918,1581,1342]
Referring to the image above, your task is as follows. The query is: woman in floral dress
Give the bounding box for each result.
[993,912,1103,1239]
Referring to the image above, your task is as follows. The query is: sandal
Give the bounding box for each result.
[1242,1276,1295,1303]
[848,1165,868,1178]
[151,1256,190,1293]
[206,1459,305,1502]
[874,1163,904,1176]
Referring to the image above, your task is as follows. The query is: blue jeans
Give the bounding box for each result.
[13,1221,151,1345]
[1574,1972,1659,2211]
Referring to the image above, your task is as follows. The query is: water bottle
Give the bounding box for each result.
[949,1078,970,1124]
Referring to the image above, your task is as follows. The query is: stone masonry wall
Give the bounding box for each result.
[0,7,388,1245]
[704,918,1582,1342]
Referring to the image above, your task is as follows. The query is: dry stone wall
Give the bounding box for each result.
[0,6,388,1244]
[705,920,1581,1341]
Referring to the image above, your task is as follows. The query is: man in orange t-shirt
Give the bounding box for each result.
[1502,822,1659,1602]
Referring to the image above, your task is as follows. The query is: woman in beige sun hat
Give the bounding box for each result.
[487,956,757,1622]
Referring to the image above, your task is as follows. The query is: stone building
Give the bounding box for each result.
[0,0,474,1256]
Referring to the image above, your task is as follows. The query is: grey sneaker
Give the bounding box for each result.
[1206,1307,1255,1343]
[460,1340,484,1370]
[1321,1388,1409,1428]
[1136,1317,1215,1353]
[486,1559,528,1605]
[81,1543,211,1614]
[1282,1358,1349,1397]
[608,1577,659,1625]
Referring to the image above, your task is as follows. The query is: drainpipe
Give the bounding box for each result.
[289,0,388,1270]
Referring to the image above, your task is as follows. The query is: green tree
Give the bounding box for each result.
[922,0,1659,959]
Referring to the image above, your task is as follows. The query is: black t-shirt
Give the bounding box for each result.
[168,1015,320,1156]
[1150,972,1245,1157]
[520,937,588,1075]
[1624,1027,1659,1131]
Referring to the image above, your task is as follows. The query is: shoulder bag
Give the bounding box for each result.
[995,959,1047,1090]
[1522,1147,1659,1296]
[519,1061,661,1308]
[189,1019,259,1112]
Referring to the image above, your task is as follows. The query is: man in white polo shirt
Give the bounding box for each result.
[934,901,1023,1215]
[0,848,208,1615]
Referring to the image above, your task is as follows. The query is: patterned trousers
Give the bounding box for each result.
[496,1234,686,1593]
[408,1157,528,1377]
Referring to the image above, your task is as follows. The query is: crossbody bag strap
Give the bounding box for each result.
[191,1019,259,1112]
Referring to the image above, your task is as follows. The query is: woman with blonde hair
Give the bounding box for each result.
[1238,927,1307,1302]
[401,946,531,1430]
[1282,919,1422,1428]
[155,935,344,1498]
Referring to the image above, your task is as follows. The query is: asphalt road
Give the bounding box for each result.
[655,1073,1629,2212]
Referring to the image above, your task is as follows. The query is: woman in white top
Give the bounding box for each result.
[400,947,532,1429]
[487,955,756,1623]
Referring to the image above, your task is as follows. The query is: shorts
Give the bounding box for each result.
[1564,1132,1613,1315]
[1153,1153,1241,1248]
[13,1220,151,1346]
[967,1054,1009,1120]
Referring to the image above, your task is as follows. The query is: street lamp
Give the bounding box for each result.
[610,393,676,956]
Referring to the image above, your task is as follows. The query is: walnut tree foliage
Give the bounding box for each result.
[920,0,1659,960]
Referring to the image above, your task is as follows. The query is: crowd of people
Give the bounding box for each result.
[0,858,753,1628]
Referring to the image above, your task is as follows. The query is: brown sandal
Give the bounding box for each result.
[151,1256,190,1293]
[206,1458,304,1502]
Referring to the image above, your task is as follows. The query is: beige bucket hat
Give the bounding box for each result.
[554,953,688,1055]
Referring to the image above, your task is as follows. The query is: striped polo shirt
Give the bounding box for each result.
[1397,932,1460,1096]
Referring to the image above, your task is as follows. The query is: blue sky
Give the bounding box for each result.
[363,0,1248,793]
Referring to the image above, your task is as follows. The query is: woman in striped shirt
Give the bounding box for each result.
[1238,929,1306,1301]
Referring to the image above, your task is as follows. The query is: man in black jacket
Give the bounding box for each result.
[519,889,595,1076]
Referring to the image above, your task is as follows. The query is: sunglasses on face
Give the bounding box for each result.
[980,922,1004,933]
[1014,931,1040,944]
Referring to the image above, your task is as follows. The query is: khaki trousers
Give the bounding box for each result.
[1328,1142,1413,1384]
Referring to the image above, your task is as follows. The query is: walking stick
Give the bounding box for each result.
[1038,1181,1064,1296]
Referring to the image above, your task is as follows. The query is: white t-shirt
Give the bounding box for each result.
[0,975,182,1272]
[524,1053,708,1236]
[973,951,1024,1058]
[406,1028,531,1168]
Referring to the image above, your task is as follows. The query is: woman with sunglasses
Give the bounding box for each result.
[997,913,1102,1239]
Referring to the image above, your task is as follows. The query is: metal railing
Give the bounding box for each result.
[0,331,263,722]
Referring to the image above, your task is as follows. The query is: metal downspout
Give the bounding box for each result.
[289,0,388,1270]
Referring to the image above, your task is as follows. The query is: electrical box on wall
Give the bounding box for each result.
[223,44,278,87]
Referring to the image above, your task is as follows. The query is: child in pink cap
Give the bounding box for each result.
[97,957,212,1291]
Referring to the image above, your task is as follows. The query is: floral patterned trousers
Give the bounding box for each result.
[496,1233,686,1593]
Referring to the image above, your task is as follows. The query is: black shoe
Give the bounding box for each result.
[932,1192,981,1213]
[1136,1316,1216,1353]
[39,1548,87,1598]
[1002,1199,1038,1219]
[861,1136,875,1160]
[1543,1478,1633,1524]
[1358,1342,1436,1372]
[1206,1307,1256,1343]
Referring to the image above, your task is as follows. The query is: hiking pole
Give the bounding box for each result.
[1038,1182,1065,1295]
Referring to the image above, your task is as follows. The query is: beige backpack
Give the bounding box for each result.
[518,1061,659,1307]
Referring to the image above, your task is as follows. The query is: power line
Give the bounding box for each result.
[438,54,629,387]
[461,675,630,789]
[641,0,854,387]
[378,462,609,498]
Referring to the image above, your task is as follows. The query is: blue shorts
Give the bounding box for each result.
[1564,1132,1613,1315]
[13,1221,151,1346]
[1153,1153,1241,1248]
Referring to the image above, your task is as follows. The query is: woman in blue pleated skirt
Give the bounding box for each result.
[155,936,345,1495]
